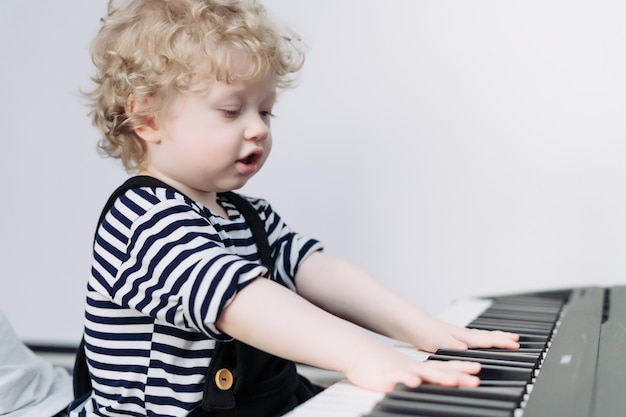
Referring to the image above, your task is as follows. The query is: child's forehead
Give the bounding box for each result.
[186,70,278,101]
[191,49,278,91]
[201,48,270,80]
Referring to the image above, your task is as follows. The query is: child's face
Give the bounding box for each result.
[144,68,277,200]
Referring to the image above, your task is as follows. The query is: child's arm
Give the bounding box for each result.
[216,277,482,393]
[294,251,520,353]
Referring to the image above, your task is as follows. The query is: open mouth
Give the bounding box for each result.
[235,149,264,175]
[237,150,262,166]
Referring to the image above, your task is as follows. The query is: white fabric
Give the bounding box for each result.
[0,309,73,417]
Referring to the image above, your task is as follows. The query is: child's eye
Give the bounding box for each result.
[260,110,275,119]
[221,109,240,117]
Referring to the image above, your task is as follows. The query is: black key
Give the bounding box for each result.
[489,296,565,307]
[478,311,557,323]
[478,380,528,388]
[366,412,431,417]
[468,324,553,336]
[469,320,554,333]
[397,384,526,403]
[478,347,543,355]
[516,341,548,349]
[428,353,535,369]
[435,349,540,364]
[516,333,550,343]
[426,357,534,382]
[481,303,562,313]
[386,390,518,411]
[470,319,554,329]
[370,398,514,417]
[475,363,534,382]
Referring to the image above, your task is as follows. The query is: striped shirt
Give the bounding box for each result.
[68,185,323,417]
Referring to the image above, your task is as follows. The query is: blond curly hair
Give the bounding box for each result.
[84,0,304,171]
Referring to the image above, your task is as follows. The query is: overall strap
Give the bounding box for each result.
[95,176,169,232]
[220,191,273,275]
[73,176,273,400]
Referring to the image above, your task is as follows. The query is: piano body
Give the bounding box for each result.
[285,286,626,417]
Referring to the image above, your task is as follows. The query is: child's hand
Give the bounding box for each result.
[344,345,481,393]
[411,318,520,353]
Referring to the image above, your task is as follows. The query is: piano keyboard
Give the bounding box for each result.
[285,286,626,417]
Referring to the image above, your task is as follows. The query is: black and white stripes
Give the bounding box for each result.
[69,186,322,416]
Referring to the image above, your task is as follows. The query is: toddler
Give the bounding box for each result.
[69,1,519,416]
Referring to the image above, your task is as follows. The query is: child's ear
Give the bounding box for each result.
[127,95,160,144]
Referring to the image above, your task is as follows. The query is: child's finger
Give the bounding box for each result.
[457,328,520,349]
[410,360,482,388]
[429,359,482,374]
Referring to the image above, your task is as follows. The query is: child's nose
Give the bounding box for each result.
[243,114,269,141]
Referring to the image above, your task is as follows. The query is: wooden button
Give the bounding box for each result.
[215,368,234,390]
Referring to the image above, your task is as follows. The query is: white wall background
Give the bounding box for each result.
[1,0,625,345]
